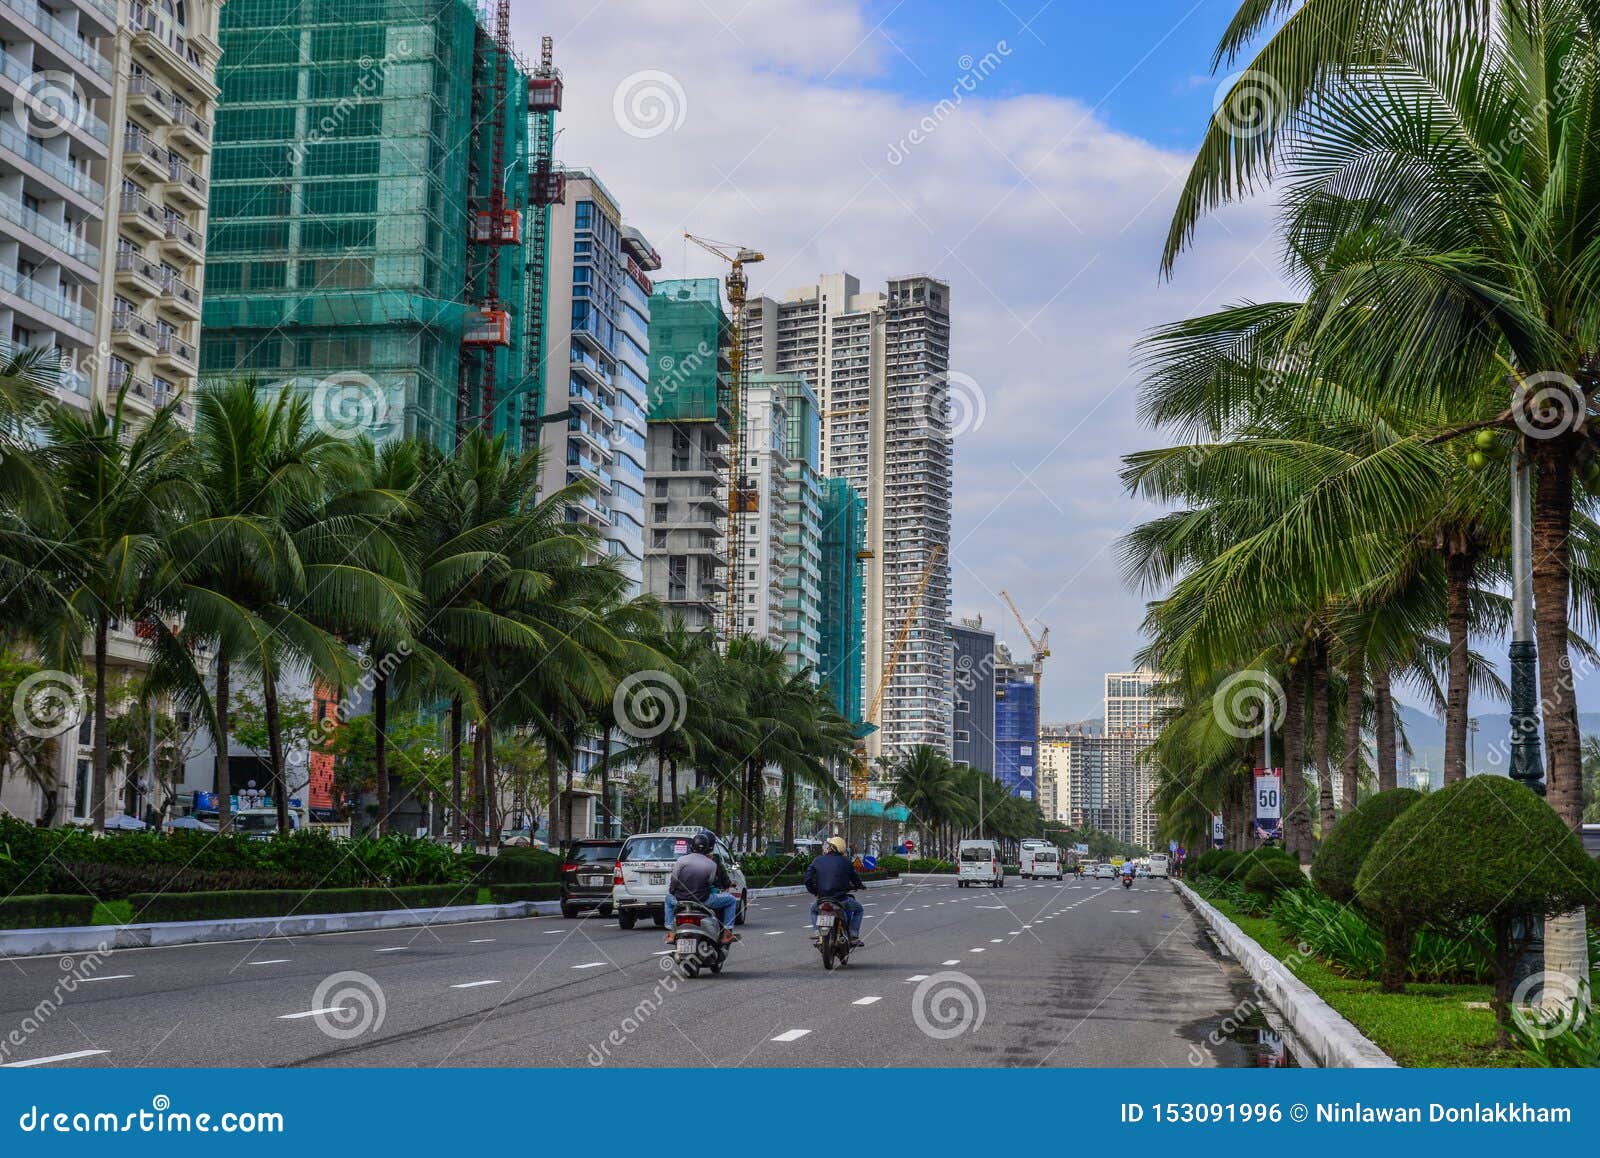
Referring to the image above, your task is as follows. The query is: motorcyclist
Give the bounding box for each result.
[664,832,738,945]
[1120,861,1135,884]
[804,836,865,946]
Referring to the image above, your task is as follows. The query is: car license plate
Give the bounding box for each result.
[581,875,606,887]
[647,872,666,885]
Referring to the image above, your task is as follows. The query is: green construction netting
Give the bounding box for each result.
[819,476,865,726]
[647,278,728,423]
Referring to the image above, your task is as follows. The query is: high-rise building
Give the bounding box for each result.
[1104,669,1173,733]
[644,277,730,634]
[536,168,656,589]
[762,373,824,673]
[994,642,1037,800]
[1046,726,1155,849]
[818,477,865,724]
[949,617,996,776]
[202,0,538,447]
[1037,727,1071,823]
[745,273,953,760]
[732,376,791,642]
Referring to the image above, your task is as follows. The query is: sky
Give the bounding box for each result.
[500,0,1462,725]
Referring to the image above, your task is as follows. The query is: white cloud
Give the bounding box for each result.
[519,1,1287,721]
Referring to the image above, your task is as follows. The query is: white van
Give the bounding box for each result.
[1020,844,1062,879]
[957,839,1004,888]
[1147,853,1170,879]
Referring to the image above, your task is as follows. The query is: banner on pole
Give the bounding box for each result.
[1211,813,1225,847]
[1253,767,1283,842]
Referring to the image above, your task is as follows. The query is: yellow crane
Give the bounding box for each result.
[684,233,764,642]
[1000,588,1050,717]
[852,544,944,797]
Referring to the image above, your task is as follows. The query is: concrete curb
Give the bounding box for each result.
[0,901,535,958]
[1176,881,1397,1069]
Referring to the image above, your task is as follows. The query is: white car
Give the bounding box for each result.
[611,827,748,930]
[1094,862,1115,879]
[1020,845,1063,879]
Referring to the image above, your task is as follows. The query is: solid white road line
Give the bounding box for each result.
[771,1029,811,1042]
[246,959,290,965]
[280,1007,348,1019]
[1,1049,109,1068]
[853,996,882,1005]
[76,974,133,982]
[450,980,503,988]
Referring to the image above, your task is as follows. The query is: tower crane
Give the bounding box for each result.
[852,545,944,798]
[1000,589,1050,743]
[683,233,764,641]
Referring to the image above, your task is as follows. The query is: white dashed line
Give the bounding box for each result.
[450,980,502,988]
[76,974,133,982]
[990,938,1004,943]
[970,948,986,953]
[570,962,608,970]
[280,1007,347,1019]
[904,974,929,982]
[853,996,882,1005]
[374,947,408,953]
[467,938,494,944]
[246,959,289,965]
[941,959,960,965]
[765,930,784,935]
[1,1049,109,1068]
[771,1029,811,1042]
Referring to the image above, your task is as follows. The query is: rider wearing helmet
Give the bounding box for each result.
[803,836,866,946]
[664,831,739,944]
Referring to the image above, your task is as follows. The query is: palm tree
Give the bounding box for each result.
[38,394,190,830]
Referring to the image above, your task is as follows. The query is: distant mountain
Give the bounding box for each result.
[1394,703,1600,776]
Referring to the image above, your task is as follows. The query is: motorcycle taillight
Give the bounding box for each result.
[676,913,703,925]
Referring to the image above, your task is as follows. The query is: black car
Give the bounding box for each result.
[560,839,624,918]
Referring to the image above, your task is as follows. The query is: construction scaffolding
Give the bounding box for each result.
[646,278,730,422]
[201,0,534,449]
[819,476,866,726]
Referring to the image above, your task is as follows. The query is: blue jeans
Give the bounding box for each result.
[665,892,737,933]
[811,894,863,937]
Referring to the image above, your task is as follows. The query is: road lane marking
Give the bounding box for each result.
[543,930,566,934]
[970,948,986,952]
[771,1029,811,1042]
[941,959,960,965]
[1,1049,109,1068]
[853,996,882,1005]
[989,938,1003,943]
[280,1007,348,1019]
[467,938,494,944]
[246,959,290,965]
[76,974,133,982]
[374,947,408,953]
[1111,910,1141,914]
[764,930,783,935]
[571,962,608,970]
[905,974,929,982]
[450,980,502,988]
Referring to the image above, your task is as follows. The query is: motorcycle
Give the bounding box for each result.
[813,897,856,971]
[1121,874,1133,890]
[670,900,730,978]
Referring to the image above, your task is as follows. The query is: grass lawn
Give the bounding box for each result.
[1206,893,1528,1068]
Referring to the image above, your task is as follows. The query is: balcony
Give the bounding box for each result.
[0,265,93,335]
[0,0,113,87]
[123,126,169,181]
[110,308,158,357]
[568,345,613,387]
[125,73,172,123]
[157,269,200,320]
[167,101,210,150]
[128,3,214,90]
[163,157,206,209]
[153,329,195,371]
[0,188,98,270]
[161,215,203,261]
[0,48,108,145]
[118,188,165,240]
[0,119,103,203]
[114,248,162,295]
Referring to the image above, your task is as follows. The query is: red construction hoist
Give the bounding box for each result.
[464,0,518,432]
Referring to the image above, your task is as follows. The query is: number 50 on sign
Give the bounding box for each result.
[1254,768,1282,820]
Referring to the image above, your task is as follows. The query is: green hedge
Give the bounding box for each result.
[124,884,480,923]
[467,848,562,884]
[0,894,97,930]
[487,882,563,904]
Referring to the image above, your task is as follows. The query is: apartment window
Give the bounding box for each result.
[654,480,668,497]
[77,716,92,746]
[747,617,755,628]
[955,730,970,743]
[955,699,970,713]
[747,570,756,582]
[652,503,667,523]
[652,530,667,548]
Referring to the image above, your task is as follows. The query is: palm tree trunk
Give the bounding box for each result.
[374,673,389,836]
[263,671,289,835]
[714,777,724,835]
[1442,549,1473,784]
[1312,644,1335,838]
[472,723,488,851]
[1373,665,1397,791]
[782,772,796,851]
[561,727,576,848]
[668,755,679,823]
[213,654,231,831]
[449,696,464,846]
[1530,440,1589,985]
[90,617,108,833]
[1282,660,1310,860]
[545,728,562,846]
[1341,650,1363,813]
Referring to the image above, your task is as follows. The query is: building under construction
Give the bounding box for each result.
[200,0,561,447]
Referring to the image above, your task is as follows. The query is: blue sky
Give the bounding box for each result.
[523,0,1594,727]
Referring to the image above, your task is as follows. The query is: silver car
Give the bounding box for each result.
[611,827,749,930]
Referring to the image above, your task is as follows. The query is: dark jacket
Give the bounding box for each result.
[669,852,730,902]
[803,850,864,899]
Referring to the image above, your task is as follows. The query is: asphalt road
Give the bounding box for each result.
[0,878,1285,1068]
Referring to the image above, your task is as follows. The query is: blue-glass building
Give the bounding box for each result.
[995,668,1038,800]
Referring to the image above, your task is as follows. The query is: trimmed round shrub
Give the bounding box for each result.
[1357,775,1600,1014]
[1203,849,1243,879]
[1243,857,1307,902]
[1311,788,1422,904]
